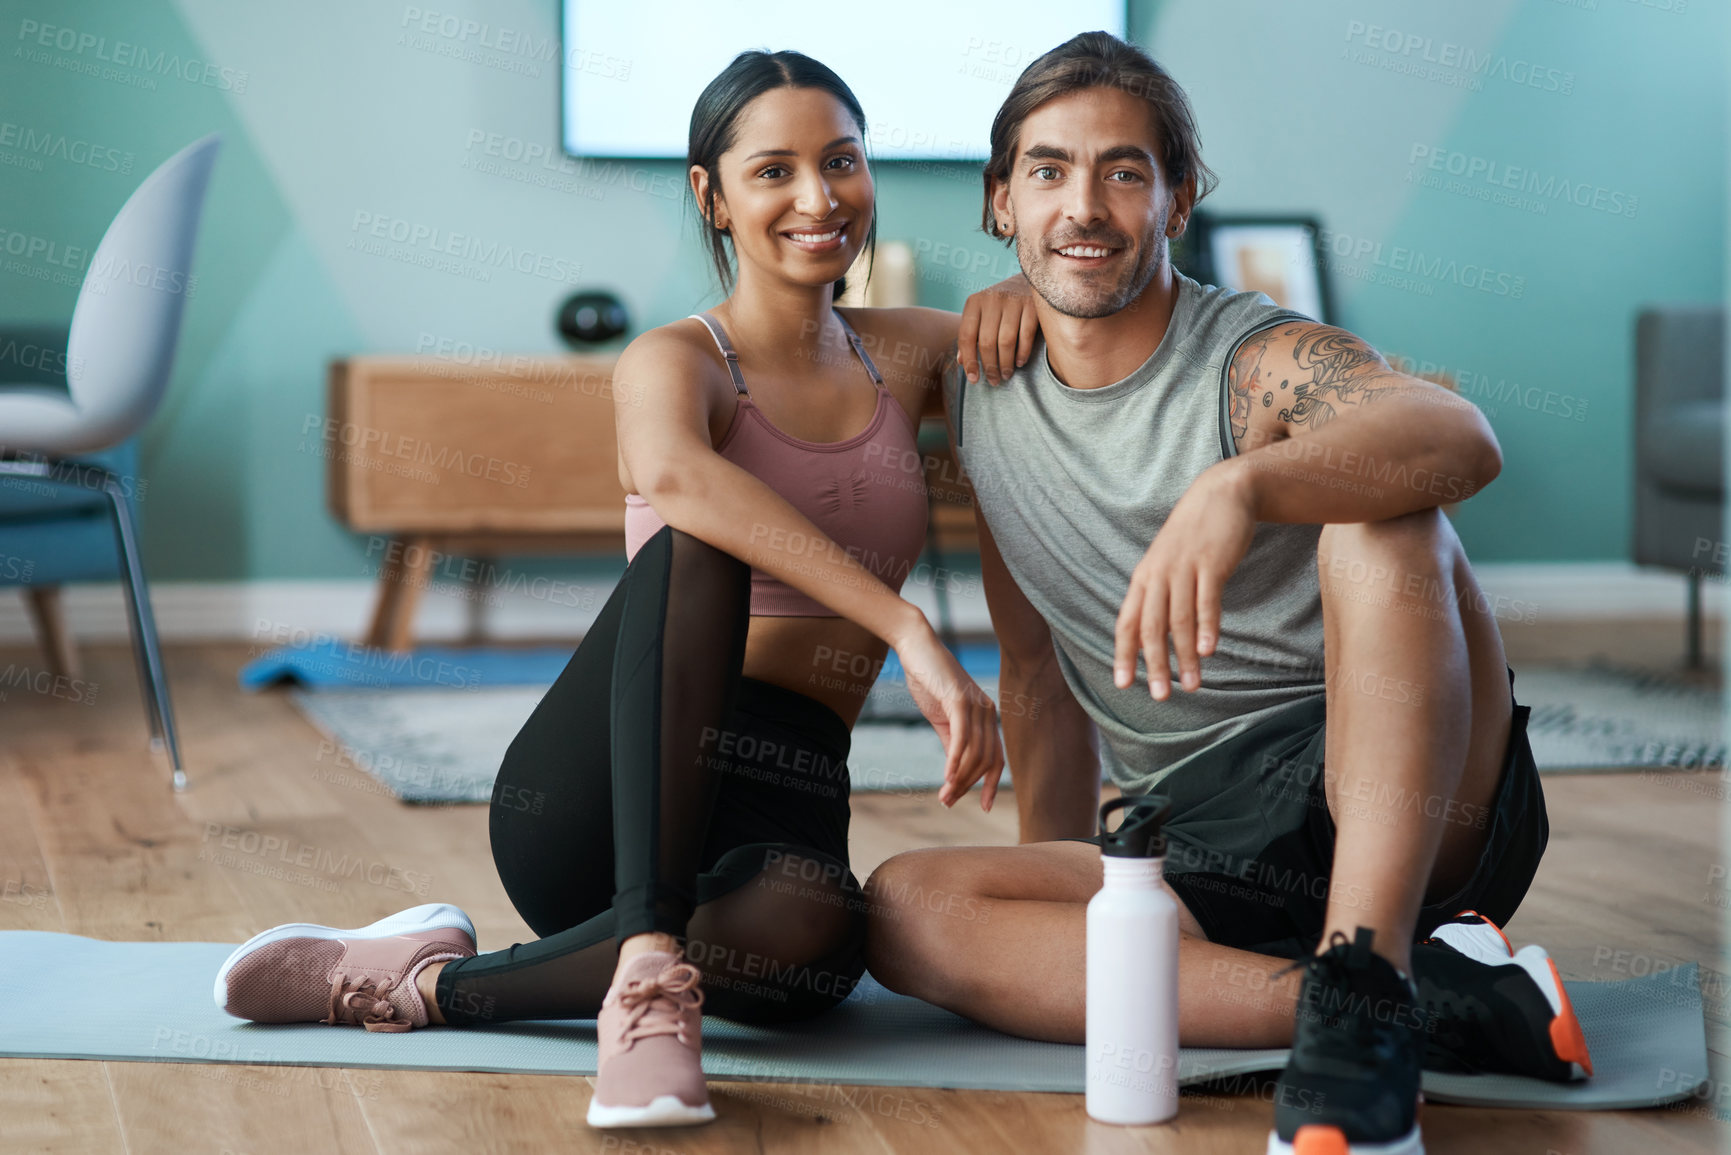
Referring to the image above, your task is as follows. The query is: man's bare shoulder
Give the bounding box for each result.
[1225,321,1416,452]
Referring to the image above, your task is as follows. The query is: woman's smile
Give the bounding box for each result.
[779,220,849,254]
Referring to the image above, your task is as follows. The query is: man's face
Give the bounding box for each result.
[992,87,1178,319]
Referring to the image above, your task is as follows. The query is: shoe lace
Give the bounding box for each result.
[1269,930,1355,982]
[325,973,410,1033]
[613,961,705,1048]
[1273,930,1394,1055]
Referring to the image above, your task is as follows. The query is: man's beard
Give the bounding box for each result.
[1016,223,1164,319]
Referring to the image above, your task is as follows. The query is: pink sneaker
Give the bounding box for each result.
[587,951,715,1128]
[213,903,476,1031]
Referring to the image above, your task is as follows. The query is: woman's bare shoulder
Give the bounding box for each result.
[616,316,728,379]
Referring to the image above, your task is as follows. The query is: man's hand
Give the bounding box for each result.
[958,275,1038,385]
[1114,463,1258,699]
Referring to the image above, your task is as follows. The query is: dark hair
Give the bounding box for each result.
[981,32,1217,240]
[687,50,876,299]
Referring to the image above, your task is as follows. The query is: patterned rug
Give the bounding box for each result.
[286,661,1723,804]
[1514,660,1723,771]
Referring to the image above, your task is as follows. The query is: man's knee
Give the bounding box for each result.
[1318,506,1450,559]
[862,850,982,996]
[862,851,937,933]
[864,849,987,912]
[1317,507,1462,601]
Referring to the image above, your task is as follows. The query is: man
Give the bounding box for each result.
[867,32,1590,1155]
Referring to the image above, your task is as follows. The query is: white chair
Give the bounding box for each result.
[0,133,222,790]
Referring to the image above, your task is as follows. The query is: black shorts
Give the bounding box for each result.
[695,675,855,871]
[1091,665,1548,959]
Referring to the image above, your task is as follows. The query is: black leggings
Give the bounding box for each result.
[434,526,867,1026]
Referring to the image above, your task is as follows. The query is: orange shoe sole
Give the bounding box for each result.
[1545,956,1594,1077]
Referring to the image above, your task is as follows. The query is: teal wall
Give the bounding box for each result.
[0,0,1722,578]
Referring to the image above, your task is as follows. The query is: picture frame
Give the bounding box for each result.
[1176,213,1334,326]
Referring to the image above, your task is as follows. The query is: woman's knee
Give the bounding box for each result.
[704,901,867,1025]
[623,525,750,634]
[759,848,868,957]
[689,843,866,981]
[702,944,864,1025]
[706,843,858,906]
[694,873,868,1025]
[637,524,749,584]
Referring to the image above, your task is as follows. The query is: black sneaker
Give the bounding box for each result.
[1267,927,1425,1155]
[1410,911,1592,1082]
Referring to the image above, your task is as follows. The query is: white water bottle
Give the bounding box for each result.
[1086,795,1179,1125]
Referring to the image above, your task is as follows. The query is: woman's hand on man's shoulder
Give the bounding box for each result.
[959,275,1038,386]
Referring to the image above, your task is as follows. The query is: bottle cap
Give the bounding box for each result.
[1098,794,1170,859]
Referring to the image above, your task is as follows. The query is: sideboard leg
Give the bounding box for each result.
[364,534,433,652]
[462,554,491,644]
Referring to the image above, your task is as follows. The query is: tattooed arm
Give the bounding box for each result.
[1110,323,1503,700]
[1221,322,1503,523]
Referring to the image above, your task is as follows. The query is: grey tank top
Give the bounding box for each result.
[945,272,1325,794]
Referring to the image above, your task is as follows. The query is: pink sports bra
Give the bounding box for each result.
[624,310,930,617]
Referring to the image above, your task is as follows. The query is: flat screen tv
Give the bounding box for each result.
[561,2,1129,161]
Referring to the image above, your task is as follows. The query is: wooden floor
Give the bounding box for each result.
[0,620,1727,1154]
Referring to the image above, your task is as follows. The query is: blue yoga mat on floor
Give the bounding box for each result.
[239,640,576,691]
[239,640,1002,694]
[0,933,1709,1111]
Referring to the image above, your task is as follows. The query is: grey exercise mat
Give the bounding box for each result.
[0,933,1708,1110]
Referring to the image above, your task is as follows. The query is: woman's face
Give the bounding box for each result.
[695,86,873,291]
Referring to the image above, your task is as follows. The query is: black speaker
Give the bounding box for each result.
[556,290,629,346]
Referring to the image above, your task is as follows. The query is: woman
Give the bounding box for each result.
[213,50,1039,1128]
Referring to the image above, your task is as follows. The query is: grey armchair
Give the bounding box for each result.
[1632,304,1727,667]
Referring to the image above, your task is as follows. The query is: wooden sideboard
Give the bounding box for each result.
[326,354,630,649]
[324,353,979,650]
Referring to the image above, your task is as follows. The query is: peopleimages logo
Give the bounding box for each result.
[0,121,133,174]
[300,414,534,488]
[460,130,680,203]
[397,8,631,81]
[348,211,583,285]
[1315,230,1525,299]
[1409,145,1638,219]
[15,19,249,92]
[1343,21,1575,94]
[0,227,86,271]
